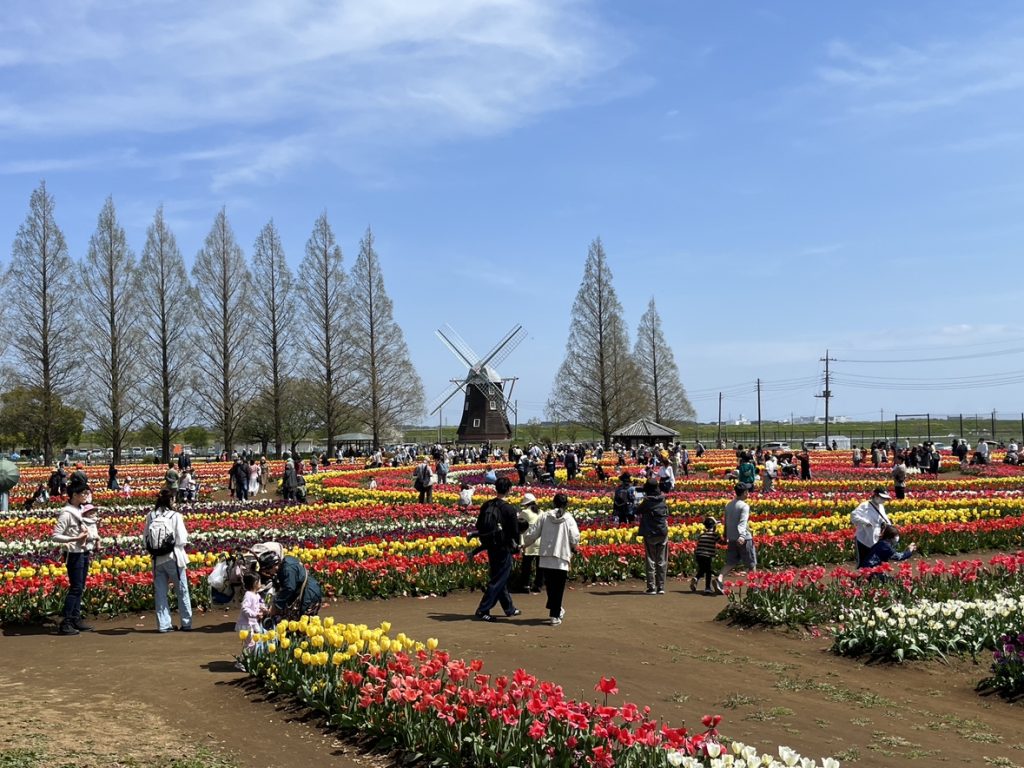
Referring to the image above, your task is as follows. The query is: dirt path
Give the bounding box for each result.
[3,578,1022,767]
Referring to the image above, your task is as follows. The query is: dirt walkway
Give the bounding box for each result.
[3,578,1022,767]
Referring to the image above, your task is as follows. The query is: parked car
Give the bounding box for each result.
[802,441,825,451]
[762,441,790,452]
[131,447,143,459]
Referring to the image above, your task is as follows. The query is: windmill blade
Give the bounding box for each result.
[435,328,476,369]
[442,324,480,366]
[478,325,527,370]
[428,381,466,415]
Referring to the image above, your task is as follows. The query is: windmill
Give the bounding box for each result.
[429,324,528,443]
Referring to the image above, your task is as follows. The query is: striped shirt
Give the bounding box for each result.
[695,530,722,559]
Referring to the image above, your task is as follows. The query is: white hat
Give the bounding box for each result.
[521,493,537,506]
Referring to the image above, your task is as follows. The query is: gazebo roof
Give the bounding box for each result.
[333,433,374,442]
[611,418,679,439]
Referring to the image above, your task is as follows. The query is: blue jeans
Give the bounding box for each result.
[476,548,516,616]
[63,552,90,621]
[153,559,193,631]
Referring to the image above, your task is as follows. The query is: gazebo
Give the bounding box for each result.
[611,418,679,449]
[333,433,375,456]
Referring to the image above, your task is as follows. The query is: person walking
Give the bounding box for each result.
[473,477,522,622]
[637,479,669,595]
[719,484,757,588]
[515,493,544,593]
[164,461,179,496]
[51,474,100,635]
[107,460,119,491]
[737,452,758,492]
[762,453,778,494]
[850,487,892,567]
[282,458,298,501]
[413,456,434,503]
[144,489,193,633]
[521,492,579,625]
[892,456,908,500]
[691,516,724,595]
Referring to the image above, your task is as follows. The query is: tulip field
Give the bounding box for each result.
[3,449,1024,766]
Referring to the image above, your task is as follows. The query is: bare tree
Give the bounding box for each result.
[299,212,349,457]
[136,206,194,461]
[546,238,644,445]
[80,197,141,462]
[3,182,76,464]
[347,227,424,448]
[191,208,251,453]
[251,220,294,458]
[633,297,694,425]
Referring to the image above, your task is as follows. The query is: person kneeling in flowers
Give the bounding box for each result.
[257,549,323,622]
[521,492,580,625]
[861,525,916,571]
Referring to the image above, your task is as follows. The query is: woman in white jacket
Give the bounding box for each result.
[522,492,580,626]
[144,489,193,632]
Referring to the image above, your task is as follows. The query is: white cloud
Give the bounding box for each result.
[0,0,625,187]
[816,27,1024,117]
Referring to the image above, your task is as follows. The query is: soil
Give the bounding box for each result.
[2,575,1022,768]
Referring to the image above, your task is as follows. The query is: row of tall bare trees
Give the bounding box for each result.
[2,182,424,463]
[546,238,694,445]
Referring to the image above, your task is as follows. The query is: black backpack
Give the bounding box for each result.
[476,500,503,548]
[613,485,632,514]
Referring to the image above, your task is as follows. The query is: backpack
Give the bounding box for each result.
[145,509,177,556]
[476,499,503,548]
[613,485,635,518]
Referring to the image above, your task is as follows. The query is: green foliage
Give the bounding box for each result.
[0,387,83,454]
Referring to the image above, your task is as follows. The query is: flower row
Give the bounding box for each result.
[237,616,839,768]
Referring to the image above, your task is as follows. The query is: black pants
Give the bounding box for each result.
[418,486,433,504]
[694,554,716,591]
[855,540,872,568]
[895,485,906,500]
[518,555,544,592]
[542,568,567,618]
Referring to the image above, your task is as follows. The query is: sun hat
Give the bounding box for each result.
[873,487,891,499]
[521,493,537,506]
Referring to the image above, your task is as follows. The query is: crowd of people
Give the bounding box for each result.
[47,435,963,641]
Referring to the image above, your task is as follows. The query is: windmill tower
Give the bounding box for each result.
[429,324,527,443]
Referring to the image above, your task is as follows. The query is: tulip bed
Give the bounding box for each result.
[978,632,1024,699]
[4,451,1024,624]
[237,615,840,768]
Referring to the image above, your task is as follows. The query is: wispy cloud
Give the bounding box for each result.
[0,0,626,188]
[815,27,1024,117]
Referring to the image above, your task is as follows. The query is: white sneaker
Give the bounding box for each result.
[550,617,562,626]
[559,607,565,619]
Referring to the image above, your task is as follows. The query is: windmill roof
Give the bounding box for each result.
[612,418,679,438]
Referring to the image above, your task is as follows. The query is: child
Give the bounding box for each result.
[122,477,133,498]
[457,482,475,510]
[235,572,265,667]
[691,516,724,595]
[368,476,378,490]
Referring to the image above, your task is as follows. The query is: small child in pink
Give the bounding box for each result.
[235,572,265,651]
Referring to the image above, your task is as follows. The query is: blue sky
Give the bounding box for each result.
[3,1,1024,426]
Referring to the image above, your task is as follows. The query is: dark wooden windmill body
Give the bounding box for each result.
[429,325,527,443]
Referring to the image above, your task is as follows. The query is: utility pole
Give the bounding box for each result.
[717,392,723,447]
[992,409,997,442]
[756,378,763,446]
[816,350,836,448]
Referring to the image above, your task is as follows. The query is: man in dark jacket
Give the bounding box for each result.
[258,549,323,620]
[637,479,669,594]
[473,477,522,622]
[230,459,248,501]
[281,459,298,501]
